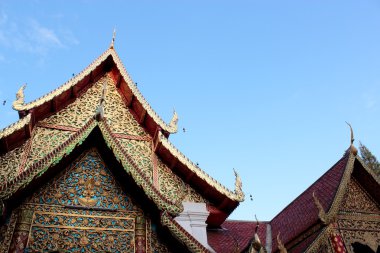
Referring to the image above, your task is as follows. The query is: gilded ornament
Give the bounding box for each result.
[345,122,358,156]
[169,110,179,132]
[277,233,287,253]
[233,168,245,201]
[12,83,26,109]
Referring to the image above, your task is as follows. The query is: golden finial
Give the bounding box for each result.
[233,168,245,201]
[249,215,262,252]
[277,233,287,253]
[12,83,27,109]
[110,28,116,49]
[345,122,358,156]
[169,109,179,129]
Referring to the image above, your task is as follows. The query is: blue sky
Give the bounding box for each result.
[0,1,379,221]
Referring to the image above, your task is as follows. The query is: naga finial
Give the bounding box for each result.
[277,233,287,253]
[233,168,244,201]
[345,122,358,156]
[169,109,179,130]
[12,83,27,109]
[312,191,328,224]
[110,28,116,49]
[248,215,262,253]
[95,82,107,121]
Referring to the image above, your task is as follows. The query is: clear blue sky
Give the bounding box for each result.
[0,1,379,221]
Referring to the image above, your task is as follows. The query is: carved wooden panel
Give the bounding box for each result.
[340,178,380,213]
[338,177,380,253]
[5,148,170,252]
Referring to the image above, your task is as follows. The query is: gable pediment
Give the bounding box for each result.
[340,177,380,214]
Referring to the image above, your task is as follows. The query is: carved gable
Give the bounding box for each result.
[340,177,380,213]
[3,148,178,252]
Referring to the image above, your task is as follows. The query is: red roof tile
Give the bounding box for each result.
[270,154,349,251]
[207,220,267,253]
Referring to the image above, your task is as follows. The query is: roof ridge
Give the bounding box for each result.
[158,131,245,202]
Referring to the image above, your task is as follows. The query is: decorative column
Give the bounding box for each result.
[135,216,147,253]
[174,202,215,252]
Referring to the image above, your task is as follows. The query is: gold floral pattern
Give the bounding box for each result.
[117,138,154,183]
[24,127,72,169]
[340,178,380,213]
[157,157,205,204]
[0,143,26,183]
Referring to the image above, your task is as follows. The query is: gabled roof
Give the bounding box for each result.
[11,47,178,134]
[0,44,243,227]
[270,152,351,251]
[270,147,380,252]
[207,220,268,253]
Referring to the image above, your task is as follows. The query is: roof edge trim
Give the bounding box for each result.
[0,114,31,140]
[12,47,177,133]
[158,131,244,202]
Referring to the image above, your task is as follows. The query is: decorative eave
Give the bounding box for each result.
[158,131,245,203]
[11,47,178,134]
[0,114,31,140]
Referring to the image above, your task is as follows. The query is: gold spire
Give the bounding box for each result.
[12,83,27,110]
[110,28,116,49]
[345,122,358,156]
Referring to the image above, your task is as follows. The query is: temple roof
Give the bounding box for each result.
[0,44,243,230]
[270,152,351,251]
[208,220,268,253]
[269,148,380,252]
[11,48,178,134]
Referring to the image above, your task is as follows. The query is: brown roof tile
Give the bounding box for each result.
[270,154,349,251]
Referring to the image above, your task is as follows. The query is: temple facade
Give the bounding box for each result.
[0,40,379,253]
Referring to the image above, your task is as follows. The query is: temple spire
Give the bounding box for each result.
[110,28,116,49]
[345,122,358,156]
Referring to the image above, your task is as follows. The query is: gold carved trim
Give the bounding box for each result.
[0,114,31,139]
[12,47,178,133]
[325,153,356,221]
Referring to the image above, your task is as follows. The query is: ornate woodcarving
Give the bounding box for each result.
[4,148,171,252]
[0,211,18,253]
[340,178,380,213]
[24,127,73,170]
[337,177,380,253]
[151,222,172,253]
[42,75,148,137]
[118,138,154,184]
[0,143,26,183]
